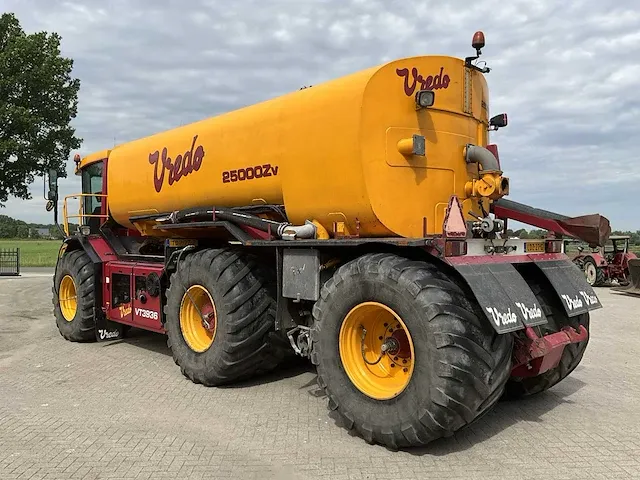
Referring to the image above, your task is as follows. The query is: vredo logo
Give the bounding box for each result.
[98,329,120,340]
[396,66,451,96]
[563,291,599,310]
[149,135,205,193]
[514,302,542,321]
[579,291,599,306]
[485,307,518,328]
[561,294,583,311]
[118,303,132,318]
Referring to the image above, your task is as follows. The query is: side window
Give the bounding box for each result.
[81,161,104,230]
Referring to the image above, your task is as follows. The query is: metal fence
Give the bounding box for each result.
[0,248,20,276]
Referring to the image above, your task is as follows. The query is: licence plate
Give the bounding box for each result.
[525,242,545,253]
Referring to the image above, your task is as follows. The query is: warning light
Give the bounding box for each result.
[472,31,485,52]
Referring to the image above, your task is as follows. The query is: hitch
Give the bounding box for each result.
[511,325,588,378]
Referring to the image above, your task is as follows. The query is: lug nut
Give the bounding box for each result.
[394,356,398,361]
[395,324,400,329]
[402,359,407,364]
[403,368,408,373]
[390,363,395,368]
[388,328,393,333]
[383,323,388,327]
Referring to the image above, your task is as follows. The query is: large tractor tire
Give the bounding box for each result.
[164,248,285,386]
[503,276,590,399]
[310,253,513,449]
[582,257,605,287]
[52,249,97,342]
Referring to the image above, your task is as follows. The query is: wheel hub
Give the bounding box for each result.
[585,263,596,285]
[339,302,415,400]
[180,285,217,353]
[58,275,78,322]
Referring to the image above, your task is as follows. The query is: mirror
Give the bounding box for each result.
[47,168,58,201]
[489,113,508,129]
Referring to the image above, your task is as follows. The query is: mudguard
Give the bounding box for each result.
[452,263,548,334]
[94,308,126,342]
[531,258,602,316]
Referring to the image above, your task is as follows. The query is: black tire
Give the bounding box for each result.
[52,249,96,342]
[310,253,513,449]
[164,248,285,386]
[583,257,605,287]
[503,278,590,399]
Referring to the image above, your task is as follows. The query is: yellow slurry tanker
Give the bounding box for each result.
[47,32,607,449]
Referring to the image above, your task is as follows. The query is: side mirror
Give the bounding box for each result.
[489,113,508,130]
[47,168,58,201]
[577,246,584,253]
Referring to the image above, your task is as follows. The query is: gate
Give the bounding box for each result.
[0,248,20,276]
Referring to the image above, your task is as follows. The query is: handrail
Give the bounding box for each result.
[62,193,108,236]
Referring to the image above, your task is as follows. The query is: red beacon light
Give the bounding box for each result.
[466,31,490,73]
[472,31,485,53]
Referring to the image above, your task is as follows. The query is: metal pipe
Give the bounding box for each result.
[278,221,317,240]
[465,144,501,173]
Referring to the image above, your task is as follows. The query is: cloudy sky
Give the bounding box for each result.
[3,0,640,230]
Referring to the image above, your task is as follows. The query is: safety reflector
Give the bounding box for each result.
[545,239,563,253]
[443,195,467,238]
[445,240,468,257]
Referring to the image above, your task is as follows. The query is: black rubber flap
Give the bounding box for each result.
[94,308,125,342]
[532,259,602,316]
[453,263,548,334]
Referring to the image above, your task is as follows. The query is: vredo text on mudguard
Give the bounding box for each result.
[446,258,601,334]
[448,262,548,334]
[529,258,602,316]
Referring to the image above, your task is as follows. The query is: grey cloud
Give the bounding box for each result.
[2,0,639,229]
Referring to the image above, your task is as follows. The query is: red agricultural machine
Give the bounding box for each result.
[569,236,637,287]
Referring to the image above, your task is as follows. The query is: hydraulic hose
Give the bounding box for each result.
[159,206,317,240]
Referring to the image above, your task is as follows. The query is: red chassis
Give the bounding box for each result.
[83,229,594,382]
[84,235,165,335]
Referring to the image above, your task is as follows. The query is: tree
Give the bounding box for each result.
[0,214,17,237]
[0,12,81,206]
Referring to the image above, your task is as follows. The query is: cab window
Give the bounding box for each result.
[81,161,104,231]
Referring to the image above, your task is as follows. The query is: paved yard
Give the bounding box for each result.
[1,269,639,479]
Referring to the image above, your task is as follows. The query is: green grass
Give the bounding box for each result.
[0,238,637,268]
[0,239,62,267]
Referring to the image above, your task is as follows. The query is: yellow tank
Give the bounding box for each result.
[102,55,502,238]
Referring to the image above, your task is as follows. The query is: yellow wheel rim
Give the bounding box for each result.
[180,285,217,353]
[339,302,415,400]
[59,275,78,322]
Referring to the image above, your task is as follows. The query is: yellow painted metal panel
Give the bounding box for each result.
[89,54,494,238]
